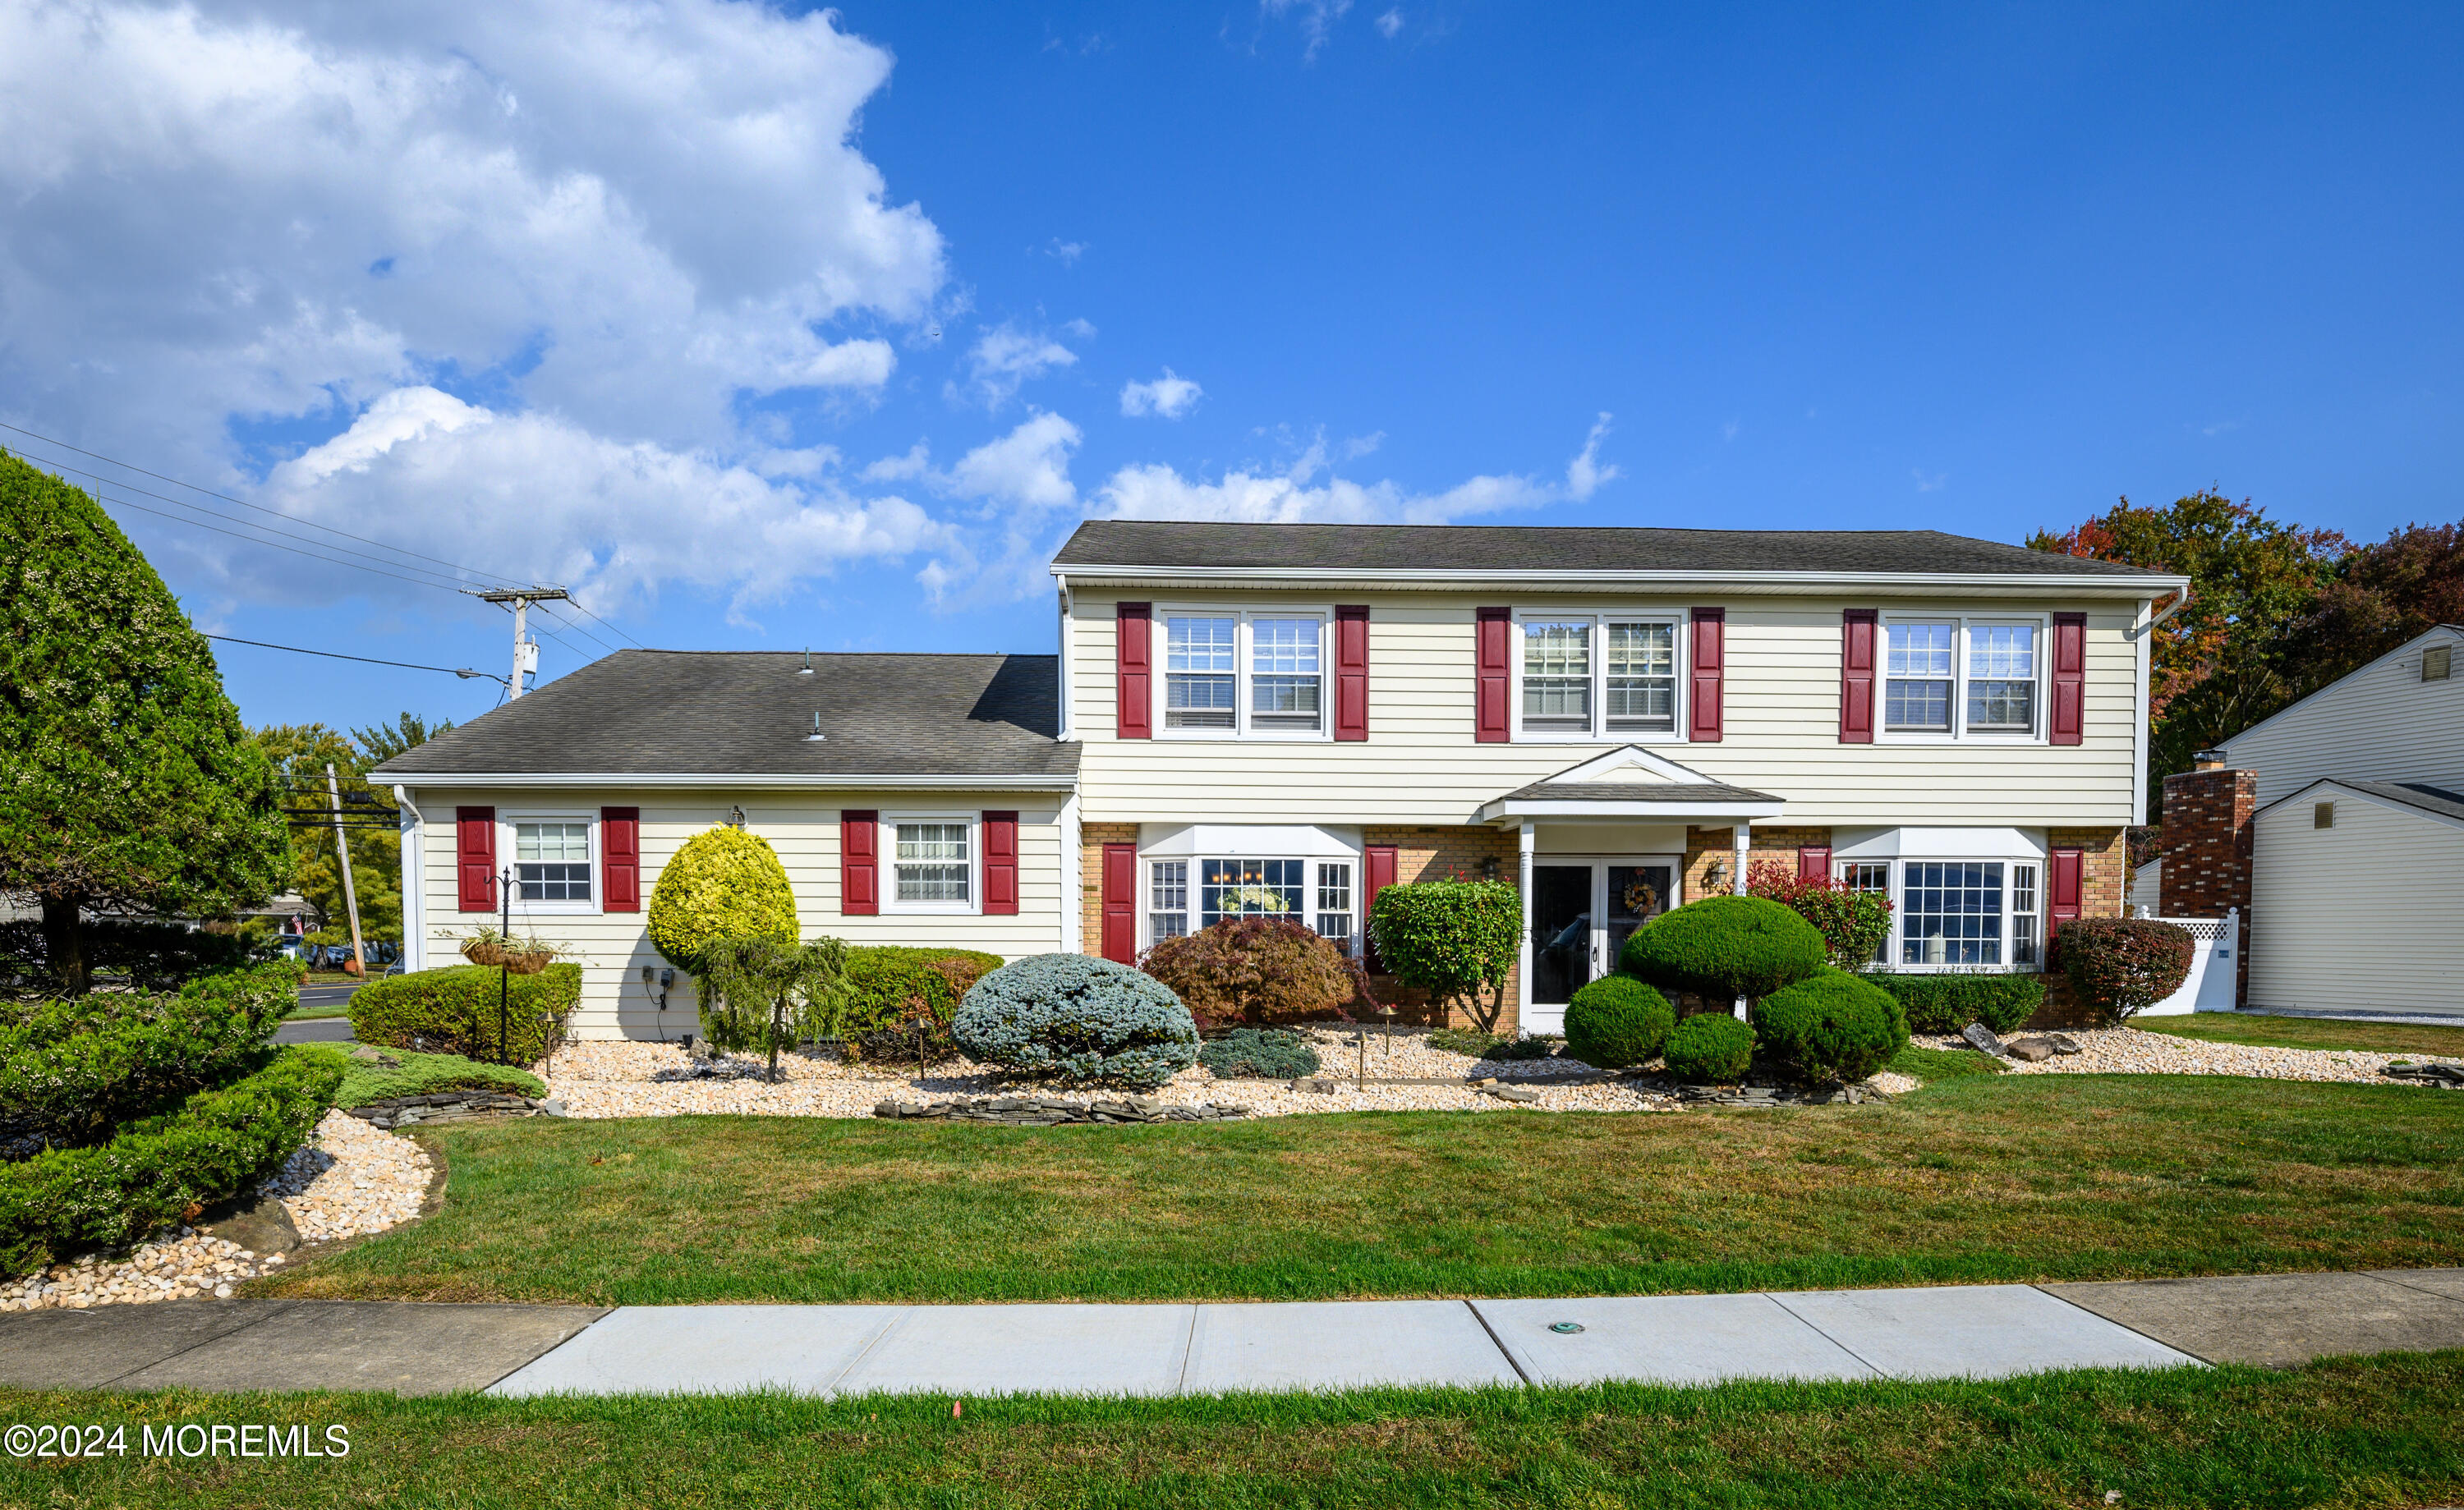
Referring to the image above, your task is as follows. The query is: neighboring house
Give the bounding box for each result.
[2163,625,2464,1017]
[375,522,2186,1039]
[2128,857,2161,915]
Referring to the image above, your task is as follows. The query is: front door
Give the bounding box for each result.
[1530,856,1682,1007]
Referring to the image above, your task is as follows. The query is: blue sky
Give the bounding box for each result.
[2,1,2457,737]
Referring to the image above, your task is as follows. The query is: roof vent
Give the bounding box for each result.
[2426,645,2452,682]
[805,712,825,742]
[799,649,815,675]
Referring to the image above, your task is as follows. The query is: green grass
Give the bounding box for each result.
[254,1075,2464,1306]
[1882,1043,2008,1081]
[2135,1012,2464,1058]
[283,1001,355,1020]
[331,1050,545,1108]
[7,1353,2462,1508]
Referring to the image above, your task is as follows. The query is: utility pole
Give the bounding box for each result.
[462,585,570,699]
[324,763,368,980]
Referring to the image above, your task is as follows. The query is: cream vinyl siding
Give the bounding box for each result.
[407,788,1069,1040]
[2248,789,2464,1017]
[1068,590,2142,827]
[2219,627,2464,809]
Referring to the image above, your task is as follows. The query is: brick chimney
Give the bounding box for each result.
[2159,750,2255,1006]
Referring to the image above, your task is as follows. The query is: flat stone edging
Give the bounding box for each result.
[872,1095,1253,1126]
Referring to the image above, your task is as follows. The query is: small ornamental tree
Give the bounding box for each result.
[1619,895,1827,1006]
[2053,917,2195,1026]
[1367,880,1522,1032]
[1747,861,1892,971]
[694,936,849,1081]
[0,452,289,994]
[646,826,800,973]
[1142,916,1354,1026]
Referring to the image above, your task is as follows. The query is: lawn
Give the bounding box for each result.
[2135,1012,2464,1058]
[6,1353,2461,1508]
[253,1075,2464,1306]
[283,1001,355,1020]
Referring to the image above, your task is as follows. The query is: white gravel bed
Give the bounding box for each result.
[1935,1027,2464,1085]
[1,1110,434,1311]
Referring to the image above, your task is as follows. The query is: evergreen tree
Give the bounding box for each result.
[0,452,289,992]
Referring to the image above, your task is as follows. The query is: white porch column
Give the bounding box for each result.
[1516,822,1536,1029]
[1731,821,1750,1019]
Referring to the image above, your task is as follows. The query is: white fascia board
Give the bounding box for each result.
[1478,798,1786,824]
[384,771,1081,791]
[2259,778,2464,833]
[1052,565,2188,599]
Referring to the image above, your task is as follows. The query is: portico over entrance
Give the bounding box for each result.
[1478,747,1785,1034]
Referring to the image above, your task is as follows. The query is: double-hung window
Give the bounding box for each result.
[1159,610,1328,737]
[1515,613,1685,738]
[1882,617,2048,740]
[1150,861,1190,941]
[1314,861,1354,951]
[513,820,592,904]
[891,819,972,909]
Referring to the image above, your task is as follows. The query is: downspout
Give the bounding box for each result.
[393,784,423,973]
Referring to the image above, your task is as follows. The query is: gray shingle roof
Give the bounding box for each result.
[2326,780,2464,824]
[1054,520,2177,578]
[1497,780,1783,805]
[373,651,1076,780]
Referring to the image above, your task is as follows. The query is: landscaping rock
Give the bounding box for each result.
[1479,1085,1542,1104]
[347,1046,401,1067]
[871,1095,1251,1126]
[2006,1038,2058,1063]
[2048,1034,2084,1055]
[2384,1062,2464,1087]
[1963,1023,2009,1057]
[194,1191,301,1255]
[348,1091,549,1130]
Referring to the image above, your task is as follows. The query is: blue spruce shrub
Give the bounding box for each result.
[954,954,1200,1090]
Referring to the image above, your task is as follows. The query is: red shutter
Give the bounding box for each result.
[1101,842,1138,963]
[1474,608,1511,742]
[456,806,496,911]
[1363,844,1400,969]
[982,811,1018,916]
[1116,603,1152,740]
[841,810,878,916]
[1688,608,1725,742]
[2049,612,2086,746]
[1841,609,1878,744]
[602,807,641,912]
[2049,847,2084,940]
[1797,846,1831,884]
[1334,605,1369,741]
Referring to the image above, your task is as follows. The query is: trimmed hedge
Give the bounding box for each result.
[348,963,579,1064]
[1866,972,2046,1035]
[334,1050,547,1109]
[838,947,1005,1035]
[1620,897,1828,1002]
[1142,918,1354,1026]
[0,1044,346,1274]
[953,954,1199,1090]
[1663,1012,1756,1084]
[1198,1027,1322,1080]
[2057,917,2195,1026]
[1561,975,1675,1070]
[1753,968,1910,1086]
[646,824,799,972]
[0,963,297,1145]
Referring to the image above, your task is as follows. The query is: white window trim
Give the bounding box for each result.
[1875,613,2053,746]
[882,811,982,916]
[1508,608,1690,744]
[1152,604,1333,742]
[1844,856,2044,973]
[497,810,602,918]
[1139,854,1360,957]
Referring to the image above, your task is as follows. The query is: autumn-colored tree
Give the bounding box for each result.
[2283,523,2464,690]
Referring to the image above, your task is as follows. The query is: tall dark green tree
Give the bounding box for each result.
[0,452,289,992]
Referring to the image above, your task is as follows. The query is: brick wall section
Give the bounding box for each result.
[2154,769,2255,1007]
[2021,823,2134,1029]
[1076,822,1138,960]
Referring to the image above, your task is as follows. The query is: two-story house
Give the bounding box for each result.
[375,521,2185,1038]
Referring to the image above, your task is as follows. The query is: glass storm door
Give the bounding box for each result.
[1604,862,1676,975]
[1530,865,1595,1006]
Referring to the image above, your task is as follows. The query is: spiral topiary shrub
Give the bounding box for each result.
[953,954,1200,1090]
[1620,895,1827,1003]
[646,825,799,972]
[1662,1012,1756,1084]
[1752,967,1909,1086]
[1561,975,1675,1070]
[1197,1027,1322,1080]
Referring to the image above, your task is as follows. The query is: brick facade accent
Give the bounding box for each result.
[2154,768,2256,1007]
[2024,824,2132,1027]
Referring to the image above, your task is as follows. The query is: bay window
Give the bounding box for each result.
[1157,609,1329,737]
[1514,612,1685,739]
[1144,855,1360,952]
[1836,856,2045,971]
[1882,617,2048,740]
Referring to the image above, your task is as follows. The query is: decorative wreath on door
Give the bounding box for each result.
[1621,878,1661,916]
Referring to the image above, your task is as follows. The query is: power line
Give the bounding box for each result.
[91,485,471,594]
[203,632,508,686]
[559,595,646,649]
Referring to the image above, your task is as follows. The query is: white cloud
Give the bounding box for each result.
[1119,369,1204,420]
[861,443,932,483]
[954,323,1080,409]
[1044,238,1088,264]
[1565,412,1620,502]
[940,412,1083,512]
[1376,8,1404,38]
[0,0,946,607]
[1913,468,1947,493]
[1262,0,1354,61]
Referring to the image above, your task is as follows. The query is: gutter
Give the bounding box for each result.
[369,771,1083,791]
[1048,564,2190,596]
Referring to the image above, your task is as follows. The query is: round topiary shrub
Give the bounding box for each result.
[1662,1012,1756,1083]
[2054,917,2195,1026]
[1752,967,1909,1086]
[1561,975,1675,1070]
[1198,1026,1322,1080]
[1620,896,1827,1003]
[954,954,1200,1090]
[646,825,799,972]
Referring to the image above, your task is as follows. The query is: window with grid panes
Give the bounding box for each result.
[894,822,970,903]
[1313,861,1354,951]
[1885,622,1956,731]
[1248,617,1322,731]
[1165,615,1238,728]
[1605,622,1676,732]
[1966,624,2039,732]
[514,821,591,902]
[1841,861,1892,964]
[1149,861,1189,941]
[2010,863,2042,966]
[1200,858,1305,926]
[1522,622,1591,729]
[1899,861,2004,966]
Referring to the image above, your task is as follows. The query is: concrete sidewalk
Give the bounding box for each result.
[4,1270,2460,1398]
